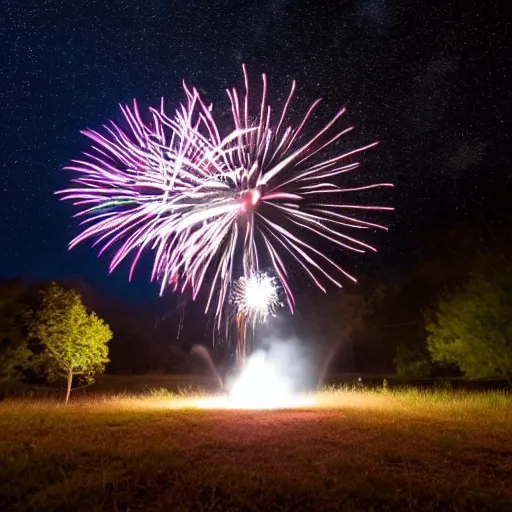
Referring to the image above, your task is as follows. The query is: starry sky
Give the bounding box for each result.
[1,0,510,302]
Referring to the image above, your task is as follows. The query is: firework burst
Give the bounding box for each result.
[58,66,393,333]
[232,272,281,325]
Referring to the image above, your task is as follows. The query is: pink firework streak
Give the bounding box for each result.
[57,66,393,327]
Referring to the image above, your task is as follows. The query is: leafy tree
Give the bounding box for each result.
[29,283,112,403]
[426,264,512,384]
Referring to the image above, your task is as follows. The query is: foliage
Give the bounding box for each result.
[28,282,112,401]
[426,263,512,382]
[393,345,432,379]
[0,336,33,385]
[145,387,176,399]
[0,279,33,385]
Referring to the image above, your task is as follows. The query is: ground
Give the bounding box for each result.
[1,388,511,511]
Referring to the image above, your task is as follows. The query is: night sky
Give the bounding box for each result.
[1,0,510,302]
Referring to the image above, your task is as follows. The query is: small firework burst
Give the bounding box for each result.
[232,272,281,324]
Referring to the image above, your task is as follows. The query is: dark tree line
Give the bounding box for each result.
[279,214,512,383]
[2,214,512,386]
[380,218,512,381]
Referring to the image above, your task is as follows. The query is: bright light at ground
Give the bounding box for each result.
[229,351,293,409]
[195,351,314,410]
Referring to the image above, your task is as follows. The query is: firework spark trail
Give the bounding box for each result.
[58,66,393,331]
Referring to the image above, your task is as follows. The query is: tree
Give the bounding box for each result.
[0,278,33,386]
[426,263,512,383]
[393,345,432,379]
[0,333,33,386]
[29,283,112,403]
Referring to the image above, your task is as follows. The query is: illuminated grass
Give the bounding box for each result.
[1,388,511,511]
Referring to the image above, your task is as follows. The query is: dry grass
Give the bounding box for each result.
[1,388,511,511]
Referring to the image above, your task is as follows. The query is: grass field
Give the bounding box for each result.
[1,388,511,511]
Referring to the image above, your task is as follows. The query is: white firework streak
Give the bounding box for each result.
[57,66,393,329]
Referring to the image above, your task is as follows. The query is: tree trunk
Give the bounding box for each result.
[65,368,73,404]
